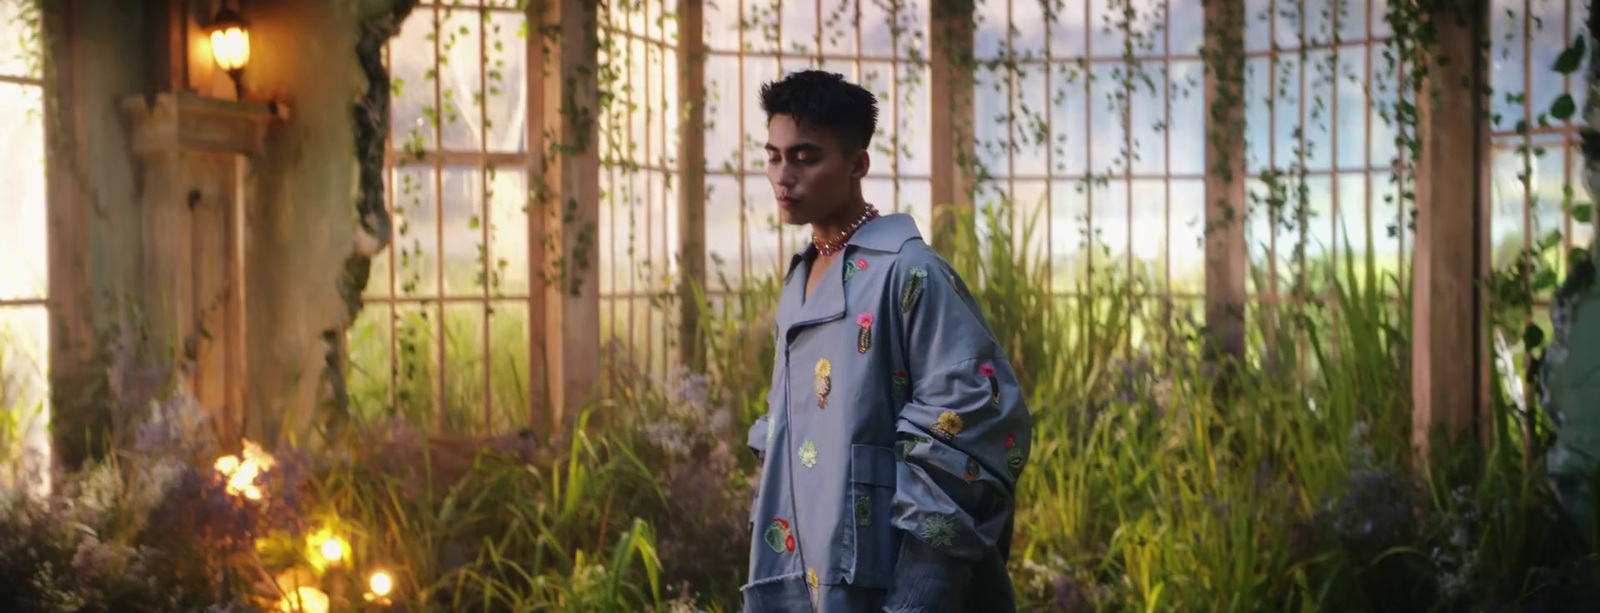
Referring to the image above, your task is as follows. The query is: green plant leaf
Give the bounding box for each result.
[1551,94,1577,121]
[1573,203,1594,223]
[1554,35,1587,74]
[1524,322,1545,350]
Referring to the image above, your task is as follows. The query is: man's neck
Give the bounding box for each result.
[810,197,870,253]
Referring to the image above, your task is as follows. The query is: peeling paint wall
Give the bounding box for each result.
[50,0,393,454]
[193,0,365,446]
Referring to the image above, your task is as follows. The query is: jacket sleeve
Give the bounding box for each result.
[885,257,1032,606]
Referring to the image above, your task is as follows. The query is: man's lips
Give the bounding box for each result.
[779,196,799,208]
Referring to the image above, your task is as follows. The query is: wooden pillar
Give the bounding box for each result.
[121,93,274,444]
[1412,1,1488,457]
[1203,0,1247,367]
[678,0,707,374]
[531,0,601,435]
[929,0,975,250]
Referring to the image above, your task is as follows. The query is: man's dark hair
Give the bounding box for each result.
[759,70,878,153]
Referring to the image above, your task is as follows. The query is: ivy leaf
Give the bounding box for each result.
[1553,35,1586,74]
[1573,203,1594,223]
[1534,267,1559,292]
[1551,94,1577,121]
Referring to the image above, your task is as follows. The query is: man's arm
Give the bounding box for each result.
[886,257,1033,608]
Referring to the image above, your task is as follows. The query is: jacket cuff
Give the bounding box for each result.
[884,530,971,612]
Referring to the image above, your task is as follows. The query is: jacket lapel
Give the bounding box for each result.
[776,213,922,346]
[779,250,847,346]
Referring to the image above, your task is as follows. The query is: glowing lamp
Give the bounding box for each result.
[207,6,250,98]
[369,571,393,597]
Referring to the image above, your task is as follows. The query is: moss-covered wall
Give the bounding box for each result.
[49,0,408,457]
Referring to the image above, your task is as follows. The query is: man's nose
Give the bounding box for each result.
[775,163,797,187]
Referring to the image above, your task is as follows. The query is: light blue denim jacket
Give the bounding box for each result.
[742,213,1033,612]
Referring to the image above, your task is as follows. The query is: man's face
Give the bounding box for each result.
[765,114,866,226]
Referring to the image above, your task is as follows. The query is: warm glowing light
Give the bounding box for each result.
[369,571,393,597]
[276,586,329,613]
[209,27,250,71]
[214,439,275,501]
[320,538,343,563]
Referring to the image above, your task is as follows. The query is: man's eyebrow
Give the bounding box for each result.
[763,143,824,153]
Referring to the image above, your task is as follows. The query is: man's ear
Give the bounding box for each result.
[851,148,871,180]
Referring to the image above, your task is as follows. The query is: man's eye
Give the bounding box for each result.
[768,156,781,165]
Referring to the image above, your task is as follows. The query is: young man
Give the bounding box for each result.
[741,70,1033,612]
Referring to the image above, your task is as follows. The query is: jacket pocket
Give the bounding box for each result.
[846,443,897,588]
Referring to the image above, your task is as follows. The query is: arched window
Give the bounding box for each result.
[0,0,48,491]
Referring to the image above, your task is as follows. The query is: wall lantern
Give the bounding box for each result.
[207,5,250,99]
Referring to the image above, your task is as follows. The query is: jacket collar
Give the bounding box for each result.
[777,213,922,346]
[784,212,922,278]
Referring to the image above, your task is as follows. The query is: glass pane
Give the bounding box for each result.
[1051,63,1089,177]
[1168,60,1204,177]
[0,83,45,302]
[0,0,38,79]
[1335,46,1368,170]
[488,300,531,432]
[897,59,931,176]
[485,10,528,153]
[392,303,438,425]
[898,179,933,240]
[705,0,740,50]
[1170,0,1205,56]
[822,0,855,57]
[973,65,1010,178]
[1336,0,1366,43]
[1490,145,1530,269]
[391,10,438,151]
[705,54,743,173]
[1128,62,1165,176]
[706,174,745,289]
[1050,179,1090,289]
[438,8,483,151]
[0,306,48,492]
[1304,49,1334,172]
[439,303,485,433]
[488,167,528,296]
[1091,178,1127,275]
[1130,179,1165,287]
[392,165,439,297]
[1170,178,1206,294]
[440,166,485,295]
[1087,62,1124,176]
[347,304,394,423]
[1272,54,1303,171]
[365,248,393,299]
[780,0,818,57]
[1014,63,1049,177]
[1013,0,1047,60]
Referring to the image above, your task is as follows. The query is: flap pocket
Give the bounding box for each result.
[850,444,897,487]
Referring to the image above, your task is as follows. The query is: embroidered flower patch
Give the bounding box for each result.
[763,518,796,553]
[799,440,818,468]
[856,312,874,353]
[854,496,872,527]
[844,258,868,282]
[897,434,929,460]
[891,371,910,406]
[1006,434,1025,478]
[901,267,928,313]
[931,411,965,441]
[919,514,958,550]
[814,359,832,409]
[980,363,999,405]
[963,457,981,481]
[807,568,819,589]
